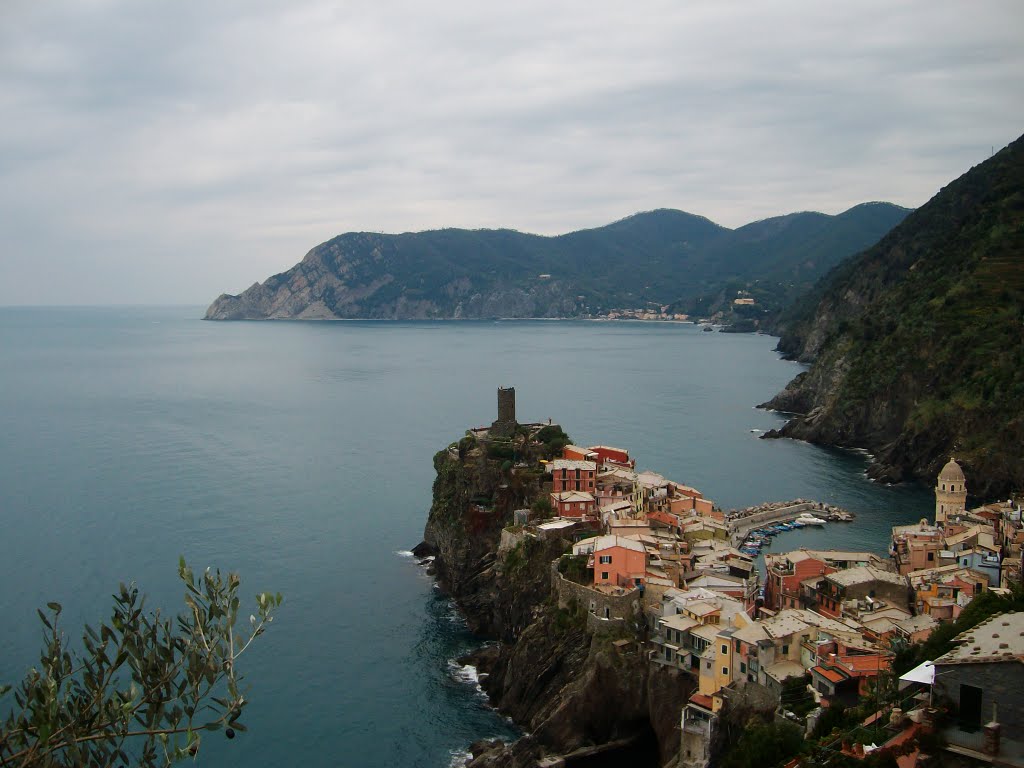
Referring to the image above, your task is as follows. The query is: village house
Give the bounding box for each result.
[589,445,634,469]
[592,535,647,588]
[595,466,641,515]
[809,638,894,705]
[764,551,837,611]
[562,444,599,463]
[891,519,945,575]
[549,490,597,519]
[911,567,988,621]
[727,610,863,695]
[932,611,1024,760]
[952,546,1002,586]
[549,459,597,494]
[812,566,910,618]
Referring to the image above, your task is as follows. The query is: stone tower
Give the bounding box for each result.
[490,387,517,437]
[935,457,967,526]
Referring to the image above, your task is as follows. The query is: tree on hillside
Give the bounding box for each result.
[0,558,282,767]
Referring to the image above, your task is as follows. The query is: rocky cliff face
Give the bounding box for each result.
[416,436,692,767]
[763,134,1024,498]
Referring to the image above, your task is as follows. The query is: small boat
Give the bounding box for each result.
[796,514,827,526]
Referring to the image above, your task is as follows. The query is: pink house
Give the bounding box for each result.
[592,535,647,588]
[550,490,596,519]
[550,459,597,493]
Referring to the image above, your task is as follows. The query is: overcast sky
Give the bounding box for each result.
[1,1,1022,306]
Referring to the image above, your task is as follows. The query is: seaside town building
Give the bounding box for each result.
[931,611,1024,759]
[550,459,597,493]
[934,456,968,526]
[476,391,1024,768]
[811,566,910,618]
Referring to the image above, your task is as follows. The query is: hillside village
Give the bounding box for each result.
[463,390,1024,768]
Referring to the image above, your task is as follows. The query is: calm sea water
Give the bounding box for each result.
[0,307,932,767]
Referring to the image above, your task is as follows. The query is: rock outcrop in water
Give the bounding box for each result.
[415,432,691,767]
[763,133,1024,499]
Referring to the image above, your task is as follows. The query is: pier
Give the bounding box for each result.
[726,499,854,548]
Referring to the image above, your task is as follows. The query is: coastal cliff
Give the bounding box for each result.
[763,133,1024,499]
[415,431,691,767]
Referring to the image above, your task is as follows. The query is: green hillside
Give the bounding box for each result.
[205,205,908,321]
[766,134,1024,498]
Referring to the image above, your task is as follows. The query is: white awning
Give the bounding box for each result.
[898,660,935,689]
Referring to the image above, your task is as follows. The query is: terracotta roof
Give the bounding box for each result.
[688,693,714,710]
[812,665,847,684]
[935,611,1024,664]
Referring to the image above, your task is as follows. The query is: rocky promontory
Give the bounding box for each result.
[414,428,691,767]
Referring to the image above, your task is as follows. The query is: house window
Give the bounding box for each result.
[722,644,728,655]
[740,662,746,673]
[735,639,741,652]
[928,552,934,561]
[599,555,612,564]
[601,571,609,580]
[722,667,729,675]
[782,645,789,655]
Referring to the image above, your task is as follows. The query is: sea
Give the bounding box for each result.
[0,307,932,767]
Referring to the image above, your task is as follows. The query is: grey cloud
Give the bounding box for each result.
[1,0,1022,304]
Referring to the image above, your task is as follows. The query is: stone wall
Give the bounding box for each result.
[934,661,1024,734]
[551,562,640,625]
[728,502,817,544]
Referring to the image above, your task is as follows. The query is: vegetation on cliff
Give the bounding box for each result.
[765,134,1024,498]
[204,204,907,321]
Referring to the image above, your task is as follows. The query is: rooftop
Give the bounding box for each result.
[552,490,595,503]
[593,535,646,554]
[661,614,699,632]
[691,623,723,642]
[935,611,1024,665]
[826,565,907,588]
[764,660,805,683]
[536,519,576,531]
[812,665,848,684]
[550,459,597,472]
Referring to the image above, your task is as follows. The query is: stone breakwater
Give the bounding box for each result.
[726,499,854,547]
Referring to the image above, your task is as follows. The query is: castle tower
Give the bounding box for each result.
[490,387,517,437]
[935,457,967,526]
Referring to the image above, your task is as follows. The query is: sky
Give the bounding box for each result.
[1,1,1022,306]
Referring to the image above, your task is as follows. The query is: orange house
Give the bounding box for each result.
[592,535,647,588]
[562,445,598,462]
[589,445,634,468]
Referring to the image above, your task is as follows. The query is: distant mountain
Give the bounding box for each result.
[764,133,1024,499]
[204,204,909,321]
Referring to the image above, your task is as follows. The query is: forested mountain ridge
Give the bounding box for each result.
[203,204,908,321]
[764,134,1024,498]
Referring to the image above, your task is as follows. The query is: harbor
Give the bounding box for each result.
[726,499,854,555]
